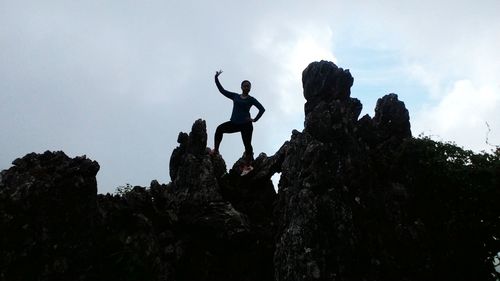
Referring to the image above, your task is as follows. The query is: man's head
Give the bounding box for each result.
[241,80,251,94]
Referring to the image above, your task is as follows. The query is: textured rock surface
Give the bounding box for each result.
[1,60,499,281]
[0,151,100,280]
[272,61,499,281]
[163,118,275,281]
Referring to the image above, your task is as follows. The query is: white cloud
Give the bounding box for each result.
[248,22,337,163]
[348,0,500,151]
[253,23,336,115]
[2,0,500,193]
[413,79,500,151]
[404,26,500,151]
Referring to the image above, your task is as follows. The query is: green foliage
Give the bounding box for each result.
[395,135,500,279]
[414,134,499,167]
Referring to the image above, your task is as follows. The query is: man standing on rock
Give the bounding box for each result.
[211,70,265,175]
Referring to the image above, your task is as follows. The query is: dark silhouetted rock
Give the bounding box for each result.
[1,60,499,281]
[0,151,100,281]
[373,93,412,141]
[302,61,361,143]
[162,119,275,281]
[271,61,499,281]
[302,60,354,107]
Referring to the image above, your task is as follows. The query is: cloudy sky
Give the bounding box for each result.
[1,0,499,194]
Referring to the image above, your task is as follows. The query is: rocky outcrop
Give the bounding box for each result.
[273,61,414,281]
[0,152,100,280]
[163,118,275,281]
[1,60,499,281]
[0,121,277,281]
[272,61,498,281]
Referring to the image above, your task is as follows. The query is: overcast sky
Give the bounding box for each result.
[1,0,499,194]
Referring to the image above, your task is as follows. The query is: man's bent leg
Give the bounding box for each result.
[214,121,239,153]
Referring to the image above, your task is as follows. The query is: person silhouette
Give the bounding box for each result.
[212,70,265,169]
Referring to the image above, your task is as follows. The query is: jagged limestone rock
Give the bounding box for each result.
[0,151,100,281]
[373,93,412,141]
[272,61,499,281]
[1,60,498,281]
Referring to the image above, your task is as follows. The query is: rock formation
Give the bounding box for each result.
[1,60,499,281]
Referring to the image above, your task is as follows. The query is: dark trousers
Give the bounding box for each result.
[215,121,253,158]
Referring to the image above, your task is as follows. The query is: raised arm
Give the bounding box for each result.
[214,70,236,100]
